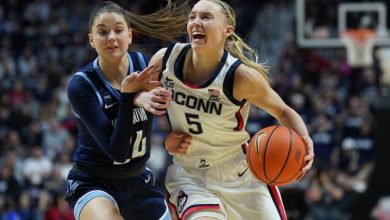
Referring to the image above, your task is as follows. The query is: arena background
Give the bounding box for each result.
[0,0,389,219]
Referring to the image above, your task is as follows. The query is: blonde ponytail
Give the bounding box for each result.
[226,33,269,81]
[210,0,269,81]
[126,0,190,41]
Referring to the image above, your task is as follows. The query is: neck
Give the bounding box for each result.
[184,48,224,85]
[98,55,129,89]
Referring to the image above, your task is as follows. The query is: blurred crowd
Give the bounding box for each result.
[0,0,386,220]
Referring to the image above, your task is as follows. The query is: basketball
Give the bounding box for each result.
[246,125,307,186]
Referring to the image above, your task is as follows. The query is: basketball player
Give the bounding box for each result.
[65,1,188,220]
[147,0,314,219]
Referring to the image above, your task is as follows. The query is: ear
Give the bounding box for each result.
[128,28,133,45]
[224,25,234,37]
[88,33,94,48]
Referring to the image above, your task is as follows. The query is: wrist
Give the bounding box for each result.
[133,92,142,107]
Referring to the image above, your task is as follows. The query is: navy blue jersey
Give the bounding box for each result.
[67,52,152,178]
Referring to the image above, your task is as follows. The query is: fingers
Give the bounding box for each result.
[149,109,166,116]
[183,134,192,143]
[150,102,171,111]
[169,131,185,138]
[302,159,313,173]
[148,81,162,86]
[165,131,192,156]
[136,65,160,81]
[153,87,172,96]
[299,135,314,174]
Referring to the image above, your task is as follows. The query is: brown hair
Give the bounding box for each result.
[89,1,189,41]
[202,0,269,81]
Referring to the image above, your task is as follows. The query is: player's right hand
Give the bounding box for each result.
[121,65,161,93]
[164,131,192,156]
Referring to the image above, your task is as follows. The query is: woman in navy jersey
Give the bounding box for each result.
[145,0,315,219]
[65,1,188,220]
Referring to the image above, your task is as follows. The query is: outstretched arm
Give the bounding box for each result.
[233,64,314,172]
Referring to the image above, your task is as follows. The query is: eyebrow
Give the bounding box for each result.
[189,10,214,15]
[95,22,126,27]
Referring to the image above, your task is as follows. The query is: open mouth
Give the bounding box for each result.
[193,33,206,41]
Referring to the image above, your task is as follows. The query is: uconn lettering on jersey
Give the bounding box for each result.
[164,78,223,115]
[172,90,222,115]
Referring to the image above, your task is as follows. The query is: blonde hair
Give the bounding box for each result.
[89,1,189,41]
[204,0,269,81]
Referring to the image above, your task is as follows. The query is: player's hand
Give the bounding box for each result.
[134,87,173,115]
[301,135,314,173]
[164,131,192,156]
[121,65,161,93]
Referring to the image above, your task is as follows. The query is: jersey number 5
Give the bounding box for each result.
[185,113,203,134]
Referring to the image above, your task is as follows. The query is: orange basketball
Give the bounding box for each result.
[246,125,307,186]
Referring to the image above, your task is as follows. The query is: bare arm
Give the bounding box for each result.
[234,65,314,172]
[149,48,167,69]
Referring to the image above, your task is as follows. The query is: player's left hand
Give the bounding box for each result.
[134,87,173,115]
[121,65,161,93]
[301,135,314,173]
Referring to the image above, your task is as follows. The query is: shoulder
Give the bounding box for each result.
[148,48,167,71]
[233,64,270,101]
[152,43,189,61]
[235,64,268,86]
[68,67,97,98]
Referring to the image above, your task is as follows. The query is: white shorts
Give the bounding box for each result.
[165,154,287,220]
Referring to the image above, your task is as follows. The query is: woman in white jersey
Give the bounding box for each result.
[147,0,314,219]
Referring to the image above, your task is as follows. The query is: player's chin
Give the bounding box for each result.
[105,50,126,59]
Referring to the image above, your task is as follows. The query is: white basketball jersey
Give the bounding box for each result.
[161,43,251,168]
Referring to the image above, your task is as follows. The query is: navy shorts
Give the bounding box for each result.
[66,168,169,220]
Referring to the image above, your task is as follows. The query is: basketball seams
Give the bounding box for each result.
[246,136,257,180]
[252,131,264,181]
[273,131,306,185]
[263,126,279,183]
[270,127,293,184]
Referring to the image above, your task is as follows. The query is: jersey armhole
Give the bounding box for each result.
[223,60,246,106]
[160,43,176,81]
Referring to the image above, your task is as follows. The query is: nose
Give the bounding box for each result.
[108,31,116,41]
[192,16,201,26]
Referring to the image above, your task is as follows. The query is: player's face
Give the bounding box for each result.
[89,12,132,61]
[187,0,233,50]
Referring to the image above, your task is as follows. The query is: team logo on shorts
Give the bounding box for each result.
[199,158,210,168]
[66,180,82,196]
[177,190,188,213]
